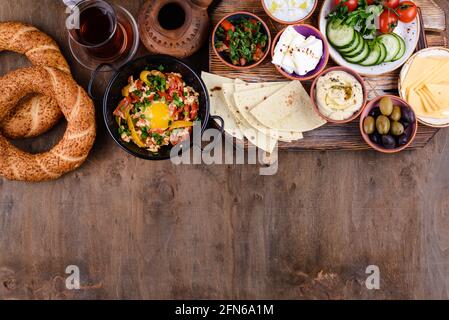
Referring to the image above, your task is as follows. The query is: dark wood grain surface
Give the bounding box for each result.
[1,0,449,300]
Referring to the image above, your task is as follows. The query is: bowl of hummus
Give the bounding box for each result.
[310,66,367,123]
[262,0,317,25]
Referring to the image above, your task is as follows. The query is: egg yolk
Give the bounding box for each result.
[144,102,171,130]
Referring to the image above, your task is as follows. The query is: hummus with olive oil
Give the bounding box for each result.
[315,71,363,121]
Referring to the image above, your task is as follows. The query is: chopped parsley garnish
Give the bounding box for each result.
[134,102,144,113]
[118,125,130,136]
[173,93,184,108]
[132,90,143,97]
[152,133,164,145]
[145,65,164,72]
[141,127,148,140]
[148,75,166,92]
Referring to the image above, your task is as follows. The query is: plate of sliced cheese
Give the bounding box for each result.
[399,47,449,127]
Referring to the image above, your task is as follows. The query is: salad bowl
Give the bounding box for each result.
[319,0,420,76]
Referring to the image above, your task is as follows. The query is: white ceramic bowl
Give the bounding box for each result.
[399,46,449,127]
[318,0,420,76]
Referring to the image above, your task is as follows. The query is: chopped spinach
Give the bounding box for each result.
[214,17,268,66]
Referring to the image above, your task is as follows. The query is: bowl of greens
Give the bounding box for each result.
[212,11,271,70]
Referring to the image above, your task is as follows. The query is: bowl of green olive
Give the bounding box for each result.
[360,95,418,153]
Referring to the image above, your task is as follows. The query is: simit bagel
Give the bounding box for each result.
[0,22,70,139]
[0,66,96,182]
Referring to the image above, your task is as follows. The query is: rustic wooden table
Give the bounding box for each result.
[0,0,449,300]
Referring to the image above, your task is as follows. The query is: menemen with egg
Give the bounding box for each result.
[113,66,199,153]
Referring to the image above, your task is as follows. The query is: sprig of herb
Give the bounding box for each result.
[327,1,383,37]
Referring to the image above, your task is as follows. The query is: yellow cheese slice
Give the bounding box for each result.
[421,87,443,110]
[402,56,447,90]
[408,89,427,115]
[404,57,449,105]
[424,83,449,108]
[415,88,449,118]
[414,62,449,90]
[417,88,439,112]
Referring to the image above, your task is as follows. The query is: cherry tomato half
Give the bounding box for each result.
[334,0,358,12]
[379,8,399,33]
[396,1,418,23]
[221,20,235,32]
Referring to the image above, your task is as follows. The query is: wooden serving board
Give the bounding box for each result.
[209,0,448,151]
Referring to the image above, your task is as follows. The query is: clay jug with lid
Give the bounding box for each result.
[138,0,213,58]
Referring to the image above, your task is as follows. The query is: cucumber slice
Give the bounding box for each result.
[360,42,381,66]
[326,20,355,49]
[344,41,369,64]
[338,32,361,54]
[378,34,400,62]
[343,37,366,58]
[376,42,387,65]
[392,33,406,61]
[340,33,365,58]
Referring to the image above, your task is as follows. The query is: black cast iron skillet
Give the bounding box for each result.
[89,55,224,160]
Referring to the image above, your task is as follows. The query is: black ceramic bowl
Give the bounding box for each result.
[93,55,221,160]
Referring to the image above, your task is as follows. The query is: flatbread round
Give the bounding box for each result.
[250,80,326,132]
[201,72,244,140]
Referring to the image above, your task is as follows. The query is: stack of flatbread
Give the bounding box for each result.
[201,72,326,153]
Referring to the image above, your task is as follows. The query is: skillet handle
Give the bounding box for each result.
[88,63,114,102]
[201,115,225,152]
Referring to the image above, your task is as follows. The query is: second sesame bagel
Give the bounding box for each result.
[0,22,70,139]
[0,66,96,182]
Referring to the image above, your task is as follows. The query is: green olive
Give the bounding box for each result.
[363,116,375,134]
[379,97,394,116]
[390,121,404,136]
[390,105,401,121]
[376,115,390,135]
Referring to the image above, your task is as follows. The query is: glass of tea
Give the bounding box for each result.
[67,0,138,65]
